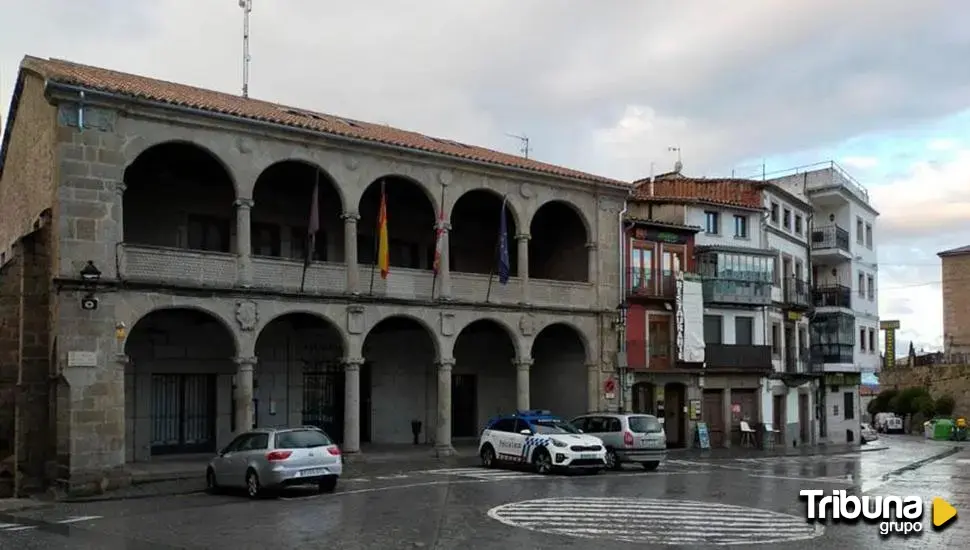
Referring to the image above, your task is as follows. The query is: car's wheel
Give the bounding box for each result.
[533,449,553,475]
[642,461,660,472]
[205,468,220,494]
[318,476,337,493]
[245,469,262,499]
[605,448,621,470]
[480,444,496,468]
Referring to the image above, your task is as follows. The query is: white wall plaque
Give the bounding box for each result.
[67,351,98,367]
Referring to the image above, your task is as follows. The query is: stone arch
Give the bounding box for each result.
[359,174,440,218]
[529,321,591,420]
[255,310,349,355]
[124,305,239,357]
[363,313,442,361]
[122,138,239,198]
[453,317,524,360]
[449,188,520,275]
[449,187,522,230]
[357,176,438,271]
[530,321,591,363]
[251,160,346,261]
[528,199,591,282]
[529,198,592,239]
[122,141,238,252]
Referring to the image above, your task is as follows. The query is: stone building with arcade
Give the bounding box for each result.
[0,56,630,494]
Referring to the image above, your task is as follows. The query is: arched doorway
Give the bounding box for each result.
[453,320,518,437]
[124,308,236,460]
[530,323,588,420]
[251,161,344,261]
[449,190,518,275]
[529,200,589,282]
[254,313,348,441]
[357,176,436,272]
[362,316,438,443]
[123,142,236,251]
[663,382,687,448]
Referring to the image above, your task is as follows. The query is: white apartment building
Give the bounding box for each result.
[768,162,880,445]
[762,184,818,448]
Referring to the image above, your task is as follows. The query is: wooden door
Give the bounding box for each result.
[731,389,757,445]
[702,390,724,447]
[799,393,810,443]
[772,395,785,444]
[648,316,672,370]
[452,375,478,438]
[664,384,685,448]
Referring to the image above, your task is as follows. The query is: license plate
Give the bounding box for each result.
[299,468,327,477]
[580,453,596,460]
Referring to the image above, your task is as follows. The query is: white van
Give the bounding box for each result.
[885,416,904,434]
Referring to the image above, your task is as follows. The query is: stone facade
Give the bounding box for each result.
[878,364,970,417]
[0,75,630,495]
[940,251,970,358]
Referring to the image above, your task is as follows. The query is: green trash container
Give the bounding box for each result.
[933,418,954,440]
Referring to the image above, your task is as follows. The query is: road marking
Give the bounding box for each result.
[373,474,409,480]
[56,515,103,524]
[424,468,545,480]
[2,526,36,532]
[748,474,852,484]
[279,479,484,501]
[488,497,824,546]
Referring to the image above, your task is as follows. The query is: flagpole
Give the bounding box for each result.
[430,185,445,300]
[300,169,319,293]
[485,195,507,303]
[368,179,383,295]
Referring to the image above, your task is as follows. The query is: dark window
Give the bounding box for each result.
[222,434,250,454]
[782,208,792,229]
[490,418,516,432]
[252,223,281,256]
[868,329,875,352]
[771,323,781,356]
[291,226,327,262]
[844,392,855,420]
[276,429,332,449]
[704,315,723,344]
[735,316,754,345]
[513,418,531,434]
[187,215,230,252]
[860,328,867,351]
[770,203,779,223]
[628,416,662,433]
[794,215,803,234]
[239,433,269,451]
[606,417,622,432]
[704,211,720,234]
[733,215,748,238]
[570,417,588,432]
[532,420,581,434]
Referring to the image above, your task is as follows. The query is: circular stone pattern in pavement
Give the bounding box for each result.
[487,497,824,546]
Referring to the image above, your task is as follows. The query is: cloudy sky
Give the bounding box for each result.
[2,1,968,353]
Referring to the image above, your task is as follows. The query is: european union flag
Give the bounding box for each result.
[497,198,510,284]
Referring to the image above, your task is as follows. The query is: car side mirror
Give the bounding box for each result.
[519,429,531,435]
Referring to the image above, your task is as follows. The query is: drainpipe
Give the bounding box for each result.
[617,189,631,413]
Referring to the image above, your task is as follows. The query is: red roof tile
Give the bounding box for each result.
[17,56,627,187]
[632,172,764,210]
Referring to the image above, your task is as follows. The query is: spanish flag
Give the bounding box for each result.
[377,180,390,279]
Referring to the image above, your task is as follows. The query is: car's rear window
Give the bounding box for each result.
[276,429,332,449]
[628,416,663,434]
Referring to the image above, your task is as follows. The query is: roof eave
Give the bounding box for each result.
[0,68,31,182]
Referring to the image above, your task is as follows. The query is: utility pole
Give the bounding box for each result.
[507,133,531,159]
[239,0,253,98]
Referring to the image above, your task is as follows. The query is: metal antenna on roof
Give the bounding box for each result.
[239,0,253,98]
[668,146,682,173]
[506,133,531,159]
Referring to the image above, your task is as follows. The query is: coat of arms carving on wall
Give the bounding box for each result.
[235,301,258,332]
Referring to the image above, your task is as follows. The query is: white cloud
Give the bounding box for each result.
[926,138,959,151]
[842,156,879,169]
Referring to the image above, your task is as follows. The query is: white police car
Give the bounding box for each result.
[478,410,607,474]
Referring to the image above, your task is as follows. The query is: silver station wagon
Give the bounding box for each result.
[206,426,343,498]
[571,413,667,470]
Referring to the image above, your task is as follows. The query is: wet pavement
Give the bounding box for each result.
[1,435,967,548]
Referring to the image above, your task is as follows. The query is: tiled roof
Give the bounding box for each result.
[631,172,764,210]
[938,245,970,258]
[15,56,627,187]
[625,217,702,233]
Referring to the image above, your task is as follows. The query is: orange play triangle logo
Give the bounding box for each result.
[932,497,957,528]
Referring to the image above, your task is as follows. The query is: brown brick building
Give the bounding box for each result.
[939,245,970,360]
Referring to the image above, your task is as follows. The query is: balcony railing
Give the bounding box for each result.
[118,244,238,287]
[702,278,771,306]
[628,268,677,298]
[782,277,811,309]
[812,285,852,308]
[811,225,850,252]
[705,344,773,371]
[810,344,854,365]
[784,348,819,373]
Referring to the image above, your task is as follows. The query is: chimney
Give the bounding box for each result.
[649,162,655,196]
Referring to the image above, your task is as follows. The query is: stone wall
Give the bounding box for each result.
[941,253,970,356]
[878,364,970,416]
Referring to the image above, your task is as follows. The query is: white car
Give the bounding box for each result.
[860,423,879,443]
[478,411,607,474]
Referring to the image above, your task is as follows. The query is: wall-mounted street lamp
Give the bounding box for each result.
[80,260,101,311]
[613,302,629,329]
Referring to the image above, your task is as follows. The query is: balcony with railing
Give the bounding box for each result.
[702,278,771,306]
[119,244,239,288]
[628,268,677,299]
[810,343,854,365]
[704,344,773,371]
[784,347,821,373]
[782,277,811,310]
[812,285,852,309]
[811,225,851,255]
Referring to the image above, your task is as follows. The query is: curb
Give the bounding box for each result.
[676,446,887,461]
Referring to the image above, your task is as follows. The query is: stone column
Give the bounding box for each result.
[114,183,126,243]
[434,358,456,457]
[235,199,254,287]
[342,212,360,294]
[234,357,257,434]
[516,233,530,304]
[436,221,452,300]
[343,357,364,453]
[587,362,600,413]
[514,359,532,411]
[586,242,598,285]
